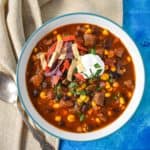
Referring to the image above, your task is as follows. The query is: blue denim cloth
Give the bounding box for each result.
[60,1,150,149]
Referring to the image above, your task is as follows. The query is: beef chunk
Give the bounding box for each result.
[30,71,43,87]
[47,90,54,100]
[92,92,105,106]
[96,48,104,56]
[83,33,96,47]
[124,80,134,89]
[105,58,116,66]
[97,113,107,122]
[60,100,74,108]
[104,38,113,49]
[115,47,125,58]
[42,38,52,45]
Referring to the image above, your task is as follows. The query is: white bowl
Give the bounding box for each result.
[17,12,145,141]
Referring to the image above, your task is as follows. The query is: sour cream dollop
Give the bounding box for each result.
[78,54,105,79]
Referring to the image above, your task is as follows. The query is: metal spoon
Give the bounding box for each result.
[0,71,55,150]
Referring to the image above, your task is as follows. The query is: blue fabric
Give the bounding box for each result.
[60,1,150,149]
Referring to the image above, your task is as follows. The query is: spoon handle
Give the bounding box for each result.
[17,100,55,150]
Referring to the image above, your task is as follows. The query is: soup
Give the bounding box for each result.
[26,24,135,133]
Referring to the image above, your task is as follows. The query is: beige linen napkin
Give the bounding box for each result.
[0,0,122,150]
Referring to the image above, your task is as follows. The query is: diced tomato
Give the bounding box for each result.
[51,75,60,86]
[45,66,51,73]
[77,43,87,51]
[63,35,75,42]
[61,59,70,73]
[74,73,85,81]
[46,42,57,62]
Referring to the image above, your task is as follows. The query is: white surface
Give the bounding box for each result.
[17,13,145,141]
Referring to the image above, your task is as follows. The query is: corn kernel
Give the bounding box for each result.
[80,83,87,90]
[53,103,60,109]
[91,101,96,107]
[76,87,81,92]
[113,82,119,88]
[53,30,57,35]
[57,34,62,41]
[82,127,87,132]
[127,56,131,62]
[62,110,68,116]
[80,95,87,101]
[84,96,90,103]
[101,73,109,81]
[76,126,82,132]
[67,114,75,122]
[119,97,125,105]
[32,55,37,61]
[107,87,113,92]
[40,91,47,99]
[108,50,114,58]
[82,123,88,132]
[102,29,109,36]
[120,105,125,110]
[122,68,126,73]
[105,92,111,98]
[111,66,116,72]
[84,24,90,28]
[107,110,112,116]
[55,115,62,122]
[104,50,109,55]
[77,98,83,104]
[34,48,38,53]
[105,65,109,70]
[105,82,111,89]
[127,91,132,98]
[88,109,93,115]
[95,117,101,123]
[67,92,72,97]
[85,28,92,34]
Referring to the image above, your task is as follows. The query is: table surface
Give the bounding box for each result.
[60,0,150,149]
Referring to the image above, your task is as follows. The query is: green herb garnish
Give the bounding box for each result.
[80,114,85,122]
[96,86,101,91]
[68,82,77,88]
[74,68,78,73]
[54,83,62,100]
[76,90,87,95]
[56,93,62,100]
[95,69,102,77]
[89,48,96,54]
[94,63,101,68]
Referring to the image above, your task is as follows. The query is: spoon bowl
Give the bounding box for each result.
[0,71,17,103]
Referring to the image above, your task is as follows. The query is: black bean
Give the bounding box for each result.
[110,72,121,79]
[46,108,54,113]
[42,82,47,88]
[81,104,89,113]
[33,89,38,97]
[113,108,121,114]
[63,95,70,101]
[104,38,113,49]
[58,121,65,127]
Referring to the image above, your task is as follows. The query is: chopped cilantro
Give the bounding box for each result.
[94,63,101,68]
[89,48,96,54]
[80,114,85,122]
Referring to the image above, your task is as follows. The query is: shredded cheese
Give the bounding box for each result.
[72,43,84,73]
[48,40,63,67]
